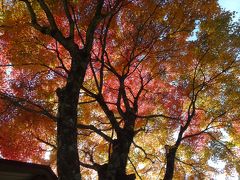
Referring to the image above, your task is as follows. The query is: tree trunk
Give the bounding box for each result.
[57,51,89,180]
[98,163,135,180]
[163,147,177,180]
[98,127,135,180]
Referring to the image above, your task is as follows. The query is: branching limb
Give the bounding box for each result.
[34,135,57,149]
[0,92,56,121]
[77,124,113,143]
[62,0,74,39]
[136,114,178,120]
[133,141,155,164]
[128,157,142,180]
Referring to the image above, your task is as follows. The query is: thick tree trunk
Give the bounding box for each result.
[163,147,177,180]
[98,164,135,180]
[98,127,136,180]
[106,139,133,179]
[56,51,89,180]
[98,140,135,180]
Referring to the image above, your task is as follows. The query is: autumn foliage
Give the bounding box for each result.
[0,0,239,179]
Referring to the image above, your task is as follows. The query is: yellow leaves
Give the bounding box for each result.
[95,143,108,153]
[235,163,240,176]
[0,0,239,179]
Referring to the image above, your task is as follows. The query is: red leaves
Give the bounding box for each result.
[0,120,43,162]
[0,0,239,178]
[0,109,55,162]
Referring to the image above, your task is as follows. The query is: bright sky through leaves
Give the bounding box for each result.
[210,1,240,179]
[0,0,239,179]
[219,0,240,20]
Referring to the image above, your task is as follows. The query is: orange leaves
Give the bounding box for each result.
[0,0,239,178]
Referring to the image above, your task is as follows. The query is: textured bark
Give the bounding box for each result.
[98,163,135,180]
[97,137,136,180]
[98,116,136,180]
[163,123,190,179]
[163,147,177,180]
[17,0,109,179]
[106,138,133,179]
[57,50,89,180]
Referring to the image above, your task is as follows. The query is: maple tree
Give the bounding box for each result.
[0,0,240,180]
[0,0,125,179]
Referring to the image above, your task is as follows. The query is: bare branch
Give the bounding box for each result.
[34,135,57,149]
[136,114,178,120]
[77,124,113,143]
[128,157,142,180]
[0,92,57,121]
[62,0,74,39]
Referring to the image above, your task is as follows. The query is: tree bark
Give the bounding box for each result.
[98,120,136,180]
[163,147,177,180]
[98,138,136,180]
[57,50,89,180]
[18,0,106,179]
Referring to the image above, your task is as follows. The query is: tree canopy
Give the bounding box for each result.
[0,0,239,179]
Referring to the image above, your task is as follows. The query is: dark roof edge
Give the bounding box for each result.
[0,158,57,179]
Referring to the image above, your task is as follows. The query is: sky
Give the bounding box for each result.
[219,0,240,20]
[187,0,240,41]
